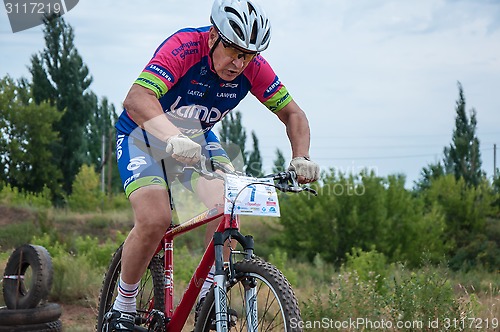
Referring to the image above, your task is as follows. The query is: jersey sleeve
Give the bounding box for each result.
[135,29,204,98]
[245,55,293,112]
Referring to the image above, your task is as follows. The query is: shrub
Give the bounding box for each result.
[302,263,468,331]
[0,183,52,208]
[388,264,460,325]
[268,247,298,286]
[0,221,39,250]
[67,164,105,212]
[49,252,102,305]
[344,247,388,293]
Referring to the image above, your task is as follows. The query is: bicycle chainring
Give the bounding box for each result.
[146,310,166,332]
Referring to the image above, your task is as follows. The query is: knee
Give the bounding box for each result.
[134,210,171,240]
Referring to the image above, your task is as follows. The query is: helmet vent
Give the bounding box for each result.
[247,2,256,15]
[225,6,244,23]
[250,21,257,44]
[262,28,270,45]
[229,20,245,41]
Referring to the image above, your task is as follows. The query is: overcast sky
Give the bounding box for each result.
[1,0,499,186]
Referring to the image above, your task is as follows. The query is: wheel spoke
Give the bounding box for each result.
[195,259,300,332]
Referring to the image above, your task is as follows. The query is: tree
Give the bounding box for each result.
[219,110,247,167]
[272,148,286,173]
[0,76,62,195]
[443,82,484,187]
[494,171,500,194]
[246,131,263,177]
[86,95,117,171]
[423,174,495,270]
[415,82,484,190]
[278,169,446,267]
[29,14,98,194]
[414,162,445,192]
[218,111,264,176]
[67,164,104,211]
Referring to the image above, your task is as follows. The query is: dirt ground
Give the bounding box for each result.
[59,304,197,331]
[0,205,34,227]
[60,304,96,331]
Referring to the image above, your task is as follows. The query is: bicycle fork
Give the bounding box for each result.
[213,229,257,332]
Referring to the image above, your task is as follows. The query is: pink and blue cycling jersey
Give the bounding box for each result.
[115,26,293,139]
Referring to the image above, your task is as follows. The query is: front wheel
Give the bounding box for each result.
[194,258,302,332]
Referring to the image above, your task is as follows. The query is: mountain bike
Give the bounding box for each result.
[96,159,316,332]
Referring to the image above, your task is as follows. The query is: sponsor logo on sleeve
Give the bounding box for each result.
[263,76,281,99]
[145,64,175,83]
[269,92,290,112]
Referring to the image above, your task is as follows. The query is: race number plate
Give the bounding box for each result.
[224,174,280,217]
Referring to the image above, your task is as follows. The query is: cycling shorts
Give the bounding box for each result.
[116,127,231,198]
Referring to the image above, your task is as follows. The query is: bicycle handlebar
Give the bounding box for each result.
[182,156,318,196]
[266,171,318,195]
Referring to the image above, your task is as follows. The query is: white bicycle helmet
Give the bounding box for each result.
[210,0,272,53]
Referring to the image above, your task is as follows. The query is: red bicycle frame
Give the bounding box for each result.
[153,204,239,332]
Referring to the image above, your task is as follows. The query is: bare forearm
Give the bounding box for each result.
[286,113,311,158]
[123,84,181,142]
[277,100,311,158]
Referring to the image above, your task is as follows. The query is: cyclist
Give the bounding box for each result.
[103,0,320,330]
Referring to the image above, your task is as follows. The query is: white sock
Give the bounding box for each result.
[199,265,215,300]
[112,276,139,313]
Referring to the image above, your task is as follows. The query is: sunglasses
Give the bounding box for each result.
[220,37,258,64]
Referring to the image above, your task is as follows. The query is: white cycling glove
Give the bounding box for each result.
[165,134,202,164]
[288,157,320,182]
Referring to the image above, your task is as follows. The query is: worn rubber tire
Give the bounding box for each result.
[3,245,53,309]
[0,303,62,326]
[0,319,62,331]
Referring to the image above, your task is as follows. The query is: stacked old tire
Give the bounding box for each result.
[0,245,62,331]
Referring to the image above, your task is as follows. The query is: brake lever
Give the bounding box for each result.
[274,171,318,196]
[303,187,318,196]
[182,156,222,180]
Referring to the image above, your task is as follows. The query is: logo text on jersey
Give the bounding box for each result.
[146,65,174,83]
[168,96,231,124]
[264,75,281,99]
[220,83,238,88]
[171,41,200,60]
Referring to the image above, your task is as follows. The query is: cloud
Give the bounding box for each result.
[0,0,499,184]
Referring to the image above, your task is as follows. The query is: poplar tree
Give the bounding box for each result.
[247,131,263,177]
[29,14,115,195]
[415,82,484,189]
[443,82,484,187]
[219,110,247,166]
[218,110,263,175]
[272,148,286,173]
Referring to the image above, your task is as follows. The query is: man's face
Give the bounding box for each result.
[208,27,258,81]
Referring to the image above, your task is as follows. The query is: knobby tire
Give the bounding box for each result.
[95,244,165,331]
[194,258,302,332]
